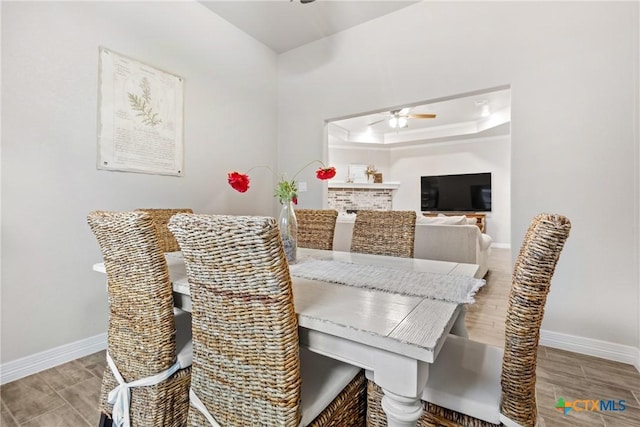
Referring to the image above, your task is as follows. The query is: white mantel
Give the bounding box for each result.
[327,182,401,190]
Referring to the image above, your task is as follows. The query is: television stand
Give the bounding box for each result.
[422,212,486,233]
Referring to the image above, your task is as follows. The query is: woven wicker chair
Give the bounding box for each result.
[168,213,366,427]
[295,209,338,250]
[350,210,416,258]
[366,213,571,427]
[88,211,192,427]
[135,208,193,252]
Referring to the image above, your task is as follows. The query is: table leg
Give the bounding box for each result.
[381,389,424,426]
[372,352,430,427]
[450,305,468,337]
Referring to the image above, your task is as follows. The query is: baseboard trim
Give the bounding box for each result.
[540,329,639,370]
[2,330,638,384]
[0,333,107,385]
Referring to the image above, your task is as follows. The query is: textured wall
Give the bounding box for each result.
[327,188,393,212]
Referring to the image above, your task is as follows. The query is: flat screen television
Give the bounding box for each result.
[421,172,492,212]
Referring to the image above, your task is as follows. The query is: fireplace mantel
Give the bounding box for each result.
[327,182,400,190]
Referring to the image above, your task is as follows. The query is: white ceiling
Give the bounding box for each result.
[200,0,420,54]
[329,87,512,146]
[199,1,511,145]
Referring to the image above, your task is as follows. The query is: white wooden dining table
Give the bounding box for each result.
[93,248,481,427]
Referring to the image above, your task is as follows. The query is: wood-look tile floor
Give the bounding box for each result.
[1,248,639,426]
[467,248,640,427]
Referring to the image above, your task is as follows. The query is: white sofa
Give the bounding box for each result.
[332,213,492,278]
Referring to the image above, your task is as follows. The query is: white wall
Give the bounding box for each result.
[328,136,511,246]
[327,143,390,183]
[2,0,638,373]
[1,1,278,364]
[278,1,639,356]
[389,136,510,246]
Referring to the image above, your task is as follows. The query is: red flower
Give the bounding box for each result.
[228,171,250,193]
[227,162,336,202]
[316,167,336,180]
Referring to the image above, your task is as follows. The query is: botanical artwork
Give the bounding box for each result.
[128,77,162,127]
[97,47,184,176]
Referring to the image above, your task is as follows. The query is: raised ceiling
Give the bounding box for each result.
[198,2,511,145]
[329,87,512,146]
[199,1,420,54]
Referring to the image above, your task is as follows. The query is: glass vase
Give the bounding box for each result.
[278,200,298,264]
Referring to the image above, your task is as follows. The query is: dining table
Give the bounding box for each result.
[93,247,483,427]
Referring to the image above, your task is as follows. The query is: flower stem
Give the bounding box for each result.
[245,165,274,175]
[290,159,325,181]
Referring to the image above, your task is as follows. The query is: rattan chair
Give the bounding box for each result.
[295,209,338,250]
[168,213,366,427]
[366,213,571,427]
[88,211,192,427]
[135,208,193,252]
[350,210,416,258]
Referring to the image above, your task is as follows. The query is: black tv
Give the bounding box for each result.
[421,172,492,212]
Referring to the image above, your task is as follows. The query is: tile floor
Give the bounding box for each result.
[1,248,639,426]
[467,249,640,427]
[1,352,104,426]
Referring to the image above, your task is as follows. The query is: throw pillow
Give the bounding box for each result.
[417,215,467,225]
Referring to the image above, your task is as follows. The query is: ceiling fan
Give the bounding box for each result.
[369,108,437,129]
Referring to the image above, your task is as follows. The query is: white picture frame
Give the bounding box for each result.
[349,164,368,183]
[97,47,184,176]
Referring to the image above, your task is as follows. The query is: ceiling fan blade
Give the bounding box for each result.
[367,118,386,126]
[408,113,437,119]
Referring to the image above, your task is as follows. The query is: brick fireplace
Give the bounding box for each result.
[327,183,400,212]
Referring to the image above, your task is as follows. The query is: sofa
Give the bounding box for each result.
[332,213,492,278]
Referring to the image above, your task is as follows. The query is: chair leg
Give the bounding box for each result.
[98,413,112,427]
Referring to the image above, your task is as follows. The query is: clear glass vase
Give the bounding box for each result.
[278,200,298,264]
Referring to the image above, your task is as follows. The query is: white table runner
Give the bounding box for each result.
[289,259,484,304]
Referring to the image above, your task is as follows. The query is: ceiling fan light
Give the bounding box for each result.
[476,99,491,117]
[389,116,408,128]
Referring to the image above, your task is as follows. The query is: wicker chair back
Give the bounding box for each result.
[350,210,416,258]
[135,208,193,252]
[296,209,338,250]
[87,211,190,426]
[168,214,302,426]
[500,213,571,426]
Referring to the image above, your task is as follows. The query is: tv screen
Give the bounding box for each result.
[421,173,492,212]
